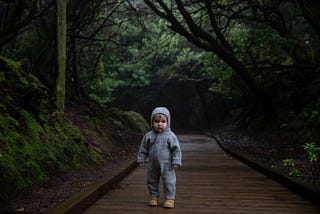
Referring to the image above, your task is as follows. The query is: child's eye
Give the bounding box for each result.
[154,120,167,123]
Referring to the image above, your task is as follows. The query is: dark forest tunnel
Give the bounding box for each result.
[110,76,230,130]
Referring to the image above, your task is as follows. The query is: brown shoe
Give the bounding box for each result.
[148,198,158,206]
[163,200,174,208]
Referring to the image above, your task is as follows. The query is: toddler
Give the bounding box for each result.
[137,107,182,208]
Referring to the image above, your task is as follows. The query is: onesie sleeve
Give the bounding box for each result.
[169,134,182,166]
[137,134,149,163]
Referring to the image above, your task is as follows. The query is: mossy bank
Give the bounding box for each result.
[0,56,148,206]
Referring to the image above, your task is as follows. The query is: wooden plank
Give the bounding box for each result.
[83,134,320,214]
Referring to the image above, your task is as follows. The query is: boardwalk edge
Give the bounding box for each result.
[44,160,138,214]
[210,134,320,205]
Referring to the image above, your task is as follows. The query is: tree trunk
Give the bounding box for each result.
[54,0,67,111]
[143,0,277,120]
[218,50,276,120]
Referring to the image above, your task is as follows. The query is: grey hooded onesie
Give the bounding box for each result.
[137,107,182,200]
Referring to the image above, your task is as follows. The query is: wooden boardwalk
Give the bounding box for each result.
[83,134,320,214]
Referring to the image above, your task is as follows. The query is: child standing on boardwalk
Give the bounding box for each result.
[137,107,182,208]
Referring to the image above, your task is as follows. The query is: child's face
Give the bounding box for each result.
[152,114,168,133]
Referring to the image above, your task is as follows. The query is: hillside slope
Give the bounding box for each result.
[0,56,148,212]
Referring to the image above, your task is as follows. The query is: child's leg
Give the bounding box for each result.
[161,163,176,200]
[147,163,161,198]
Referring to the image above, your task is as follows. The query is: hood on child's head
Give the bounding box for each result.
[151,107,171,131]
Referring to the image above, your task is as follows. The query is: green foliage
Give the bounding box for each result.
[105,108,149,134]
[285,103,320,140]
[0,110,100,197]
[0,56,22,74]
[282,159,302,177]
[20,109,42,143]
[228,22,294,67]
[0,109,102,199]
[0,114,22,144]
[0,56,102,200]
[0,71,4,81]
[79,7,218,105]
[303,141,320,182]
[278,103,320,181]
[124,111,150,133]
[303,142,320,162]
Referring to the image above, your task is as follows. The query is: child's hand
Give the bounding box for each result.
[138,162,144,168]
[172,164,179,170]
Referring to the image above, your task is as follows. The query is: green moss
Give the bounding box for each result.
[20,110,43,143]
[0,56,28,86]
[0,56,102,199]
[0,154,25,193]
[0,105,146,201]
[0,56,21,73]
[0,71,5,81]
[124,111,149,133]
[0,110,102,200]
[0,56,147,201]
[106,107,149,134]
[0,114,22,144]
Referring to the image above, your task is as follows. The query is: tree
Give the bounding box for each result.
[54,0,67,111]
[0,0,49,52]
[297,0,320,38]
[142,0,276,119]
[141,0,320,119]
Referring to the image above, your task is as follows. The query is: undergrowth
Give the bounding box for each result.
[279,102,320,181]
[0,55,149,206]
[0,56,101,202]
[0,103,102,203]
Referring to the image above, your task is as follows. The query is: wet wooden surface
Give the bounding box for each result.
[83,134,320,214]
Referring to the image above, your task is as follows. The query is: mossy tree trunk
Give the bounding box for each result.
[54,0,67,111]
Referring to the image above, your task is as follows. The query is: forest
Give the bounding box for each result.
[0,0,320,211]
